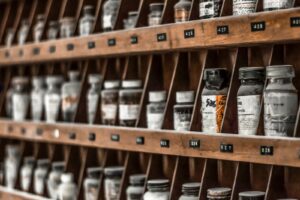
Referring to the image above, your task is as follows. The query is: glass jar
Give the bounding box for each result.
[148,3,164,26]
[123,11,138,30]
[18,19,30,45]
[239,191,265,200]
[80,5,95,36]
[84,167,102,200]
[5,144,21,188]
[31,77,46,121]
[59,17,76,38]
[33,14,46,42]
[126,174,146,200]
[104,166,124,200]
[201,68,228,133]
[143,179,170,200]
[207,187,232,200]
[263,0,293,11]
[102,0,121,32]
[174,0,192,23]
[6,77,17,118]
[5,28,14,47]
[87,74,103,124]
[58,173,77,200]
[101,80,120,125]
[12,77,30,121]
[199,0,223,19]
[47,21,59,40]
[45,76,64,123]
[173,91,195,131]
[147,91,167,129]
[264,65,298,137]
[179,182,201,200]
[34,159,50,195]
[47,161,65,199]
[119,80,143,127]
[237,67,265,136]
[233,0,257,16]
[20,156,35,192]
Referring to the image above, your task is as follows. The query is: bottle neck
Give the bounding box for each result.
[91,83,101,90]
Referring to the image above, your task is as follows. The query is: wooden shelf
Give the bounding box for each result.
[0,186,50,200]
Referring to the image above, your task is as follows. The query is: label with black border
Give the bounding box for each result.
[260,146,273,156]
[111,134,120,142]
[49,46,56,53]
[136,136,144,145]
[5,51,10,58]
[33,47,40,55]
[88,41,96,49]
[157,33,167,42]
[7,126,13,133]
[67,43,74,51]
[220,143,233,153]
[69,132,76,140]
[217,25,229,35]
[20,127,26,134]
[251,21,265,32]
[184,29,195,39]
[189,139,200,148]
[108,38,116,46]
[19,49,23,57]
[291,17,300,27]
[160,139,170,148]
[89,133,96,141]
[36,128,43,136]
[131,36,138,44]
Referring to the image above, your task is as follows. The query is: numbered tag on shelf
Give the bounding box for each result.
[220,143,233,153]
[89,132,96,141]
[189,139,200,149]
[19,49,23,57]
[88,41,96,49]
[157,33,167,42]
[49,45,56,53]
[5,51,10,58]
[251,21,265,32]
[160,139,170,148]
[7,125,13,133]
[36,128,43,136]
[291,17,300,27]
[111,134,120,142]
[136,136,144,145]
[69,132,76,140]
[108,38,116,46]
[260,146,273,156]
[217,25,229,35]
[184,29,195,39]
[131,36,138,44]
[20,127,26,135]
[33,47,40,55]
[67,44,74,51]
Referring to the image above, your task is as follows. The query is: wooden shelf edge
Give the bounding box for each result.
[0,186,50,200]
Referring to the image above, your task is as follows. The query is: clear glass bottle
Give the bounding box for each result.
[31,77,46,121]
[264,65,298,137]
[104,166,124,200]
[239,191,265,200]
[12,77,30,121]
[173,91,195,131]
[199,0,223,19]
[5,28,14,47]
[18,19,30,45]
[101,80,120,125]
[233,0,257,16]
[207,187,232,200]
[174,0,192,23]
[34,159,50,195]
[123,11,138,30]
[147,91,167,129]
[84,167,102,200]
[87,74,103,124]
[6,78,17,119]
[201,68,228,134]
[179,182,201,200]
[102,0,121,32]
[47,21,59,40]
[237,67,265,136]
[119,80,143,127]
[126,174,146,200]
[80,5,95,36]
[33,14,46,42]
[20,156,35,192]
[47,161,65,199]
[59,17,76,38]
[148,3,164,26]
[263,0,293,11]
[45,76,64,123]
[143,179,170,200]
[58,173,77,200]
[5,144,21,189]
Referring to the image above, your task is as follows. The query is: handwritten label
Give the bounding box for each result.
[217,26,229,35]
[89,133,96,141]
[251,21,265,32]
[260,146,273,156]
[136,136,144,145]
[157,33,167,42]
[67,43,74,51]
[108,38,116,46]
[184,29,195,38]
[160,139,170,148]
[189,139,200,148]
[33,47,40,55]
[49,46,56,53]
[111,134,120,142]
[220,143,233,153]
[131,36,138,44]
[291,17,300,27]
[88,41,96,49]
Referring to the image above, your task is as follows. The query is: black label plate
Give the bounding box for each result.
[260,146,273,156]
[131,36,138,44]
[5,51,10,58]
[157,33,167,42]
[88,41,96,49]
[189,139,200,148]
[69,132,76,140]
[108,38,116,46]
[220,143,233,153]
[20,127,26,134]
[67,44,74,51]
[291,17,300,27]
[136,136,144,145]
[160,139,170,148]
[36,128,43,136]
[111,134,120,142]
[184,29,195,38]
[89,133,96,141]
[217,26,229,35]
[251,21,265,32]
[19,49,23,57]
[33,47,40,55]
[49,46,56,53]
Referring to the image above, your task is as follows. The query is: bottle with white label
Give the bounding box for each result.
[102,0,121,32]
[6,78,17,119]
[147,91,167,129]
[47,161,65,199]
[34,159,50,195]
[12,77,30,121]
[87,74,103,124]
[20,156,35,192]
[84,167,102,200]
[201,68,228,134]
[199,0,223,19]
[173,91,195,131]
[174,0,192,23]
[148,3,164,26]
[264,65,298,137]
[58,173,77,200]
[79,5,95,36]
[119,80,143,127]
[237,67,265,136]
[233,0,257,16]
[5,144,21,189]
[31,77,46,121]
[263,0,293,11]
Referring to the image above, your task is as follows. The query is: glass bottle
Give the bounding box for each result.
[5,144,21,189]
[87,74,103,124]
[59,17,76,38]
[12,77,30,121]
[119,80,143,127]
[173,91,195,131]
[6,78,16,118]
[148,3,164,26]
[5,28,14,47]
[239,191,265,200]
[47,162,65,199]
[126,174,146,200]
[147,91,167,129]
[199,0,223,19]
[233,0,257,16]
[45,76,64,123]
[237,67,265,136]
[58,173,77,200]
[34,159,50,195]
[263,0,293,11]
[174,0,192,23]
[33,14,46,42]
[123,11,138,30]
[84,167,102,200]
[143,179,170,200]
[80,5,95,36]
[201,68,228,133]
[18,19,30,45]
[207,187,232,200]
[31,77,46,121]
[104,166,124,200]
[47,21,59,40]
[179,182,201,200]
[20,156,35,192]
[101,80,120,125]
[264,65,298,137]
[102,0,121,32]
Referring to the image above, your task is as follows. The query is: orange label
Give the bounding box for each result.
[216,95,226,132]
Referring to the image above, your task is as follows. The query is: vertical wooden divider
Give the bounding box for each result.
[0,2,12,44]
[189,0,200,20]
[114,0,141,30]
[92,0,105,33]
[161,0,177,24]
[0,67,12,117]
[220,0,233,17]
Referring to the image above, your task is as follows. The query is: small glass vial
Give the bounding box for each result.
[237,67,265,136]
[207,187,232,200]
[179,182,201,200]
[47,162,65,199]
[173,91,195,131]
[80,5,95,36]
[263,0,293,11]
[174,0,192,23]
[126,174,146,200]
[233,0,257,16]
[102,0,121,32]
[87,74,103,124]
[143,179,170,200]
[104,166,124,200]
[264,65,298,137]
[239,191,265,200]
[18,19,30,45]
[199,0,223,19]
[33,14,46,42]
[119,80,143,127]
[201,68,228,133]
[147,91,167,129]
[5,144,21,189]
[47,21,59,40]
[59,17,76,38]
[5,28,14,47]
[123,11,138,30]
[12,77,30,121]
[34,159,50,195]
[20,156,35,192]
[45,76,64,123]
[84,167,102,200]
[31,77,46,121]
[58,173,77,200]
[101,80,120,125]
[148,3,164,26]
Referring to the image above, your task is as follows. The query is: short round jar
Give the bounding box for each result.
[144,179,170,200]
[104,166,124,200]
[263,0,293,11]
[207,187,232,200]
[239,191,265,200]
[126,174,146,200]
[179,182,201,200]
[59,17,76,38]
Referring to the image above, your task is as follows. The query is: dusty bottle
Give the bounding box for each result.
[33,14,46,42]
[102,0,121,31]
[12,77,30,121]
[123,11,138,29]
[18,19,30,45]
[199,0,223,19]
[58,173,77,200]
[47,162,65,199]
[34,159,50,195]
[47,21,59,40]
[174,0,192,23]
[143,179,170,200]
[60,17,76,38]
[233,0,257,16]
[84,167,102,200]
[207,187,232,200]
[147,91,167,129]
[20,156,35,192]
[263,0,293,11]
[126,174,146,200]
[31,77,46,121]
[179,182,201,200]
[239,191,265,200]
[6,78,17,118]
[87,74,103,124]
[5,144,21,189]
[104,166,124,200]
[148,3,164,26]
[80,5,95,36]
[5,28,14,47]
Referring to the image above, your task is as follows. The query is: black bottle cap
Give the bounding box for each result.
[239,67,265,80]
[203,68,228,90]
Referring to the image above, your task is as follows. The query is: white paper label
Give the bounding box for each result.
[119,104,140,120]
[105,179,121,200]
[12,94,29,121]
[45,94,61,123]
[103,15,113,29]
[200,2,215,17]
[88,94,99,124]
[264,0,290,9]
[31,92,44,121]
[102,104,118,120]
[21,167,33,191]
[5,158,18,188]
[233,0,257,15]
[147,113,164,129]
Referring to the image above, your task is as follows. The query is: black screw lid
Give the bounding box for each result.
[87,167,102,179]
[182,182,201,196]
[149,3,164,12]
[239,67,265,80]
[129,174,146,186]
[203,68,228,90]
